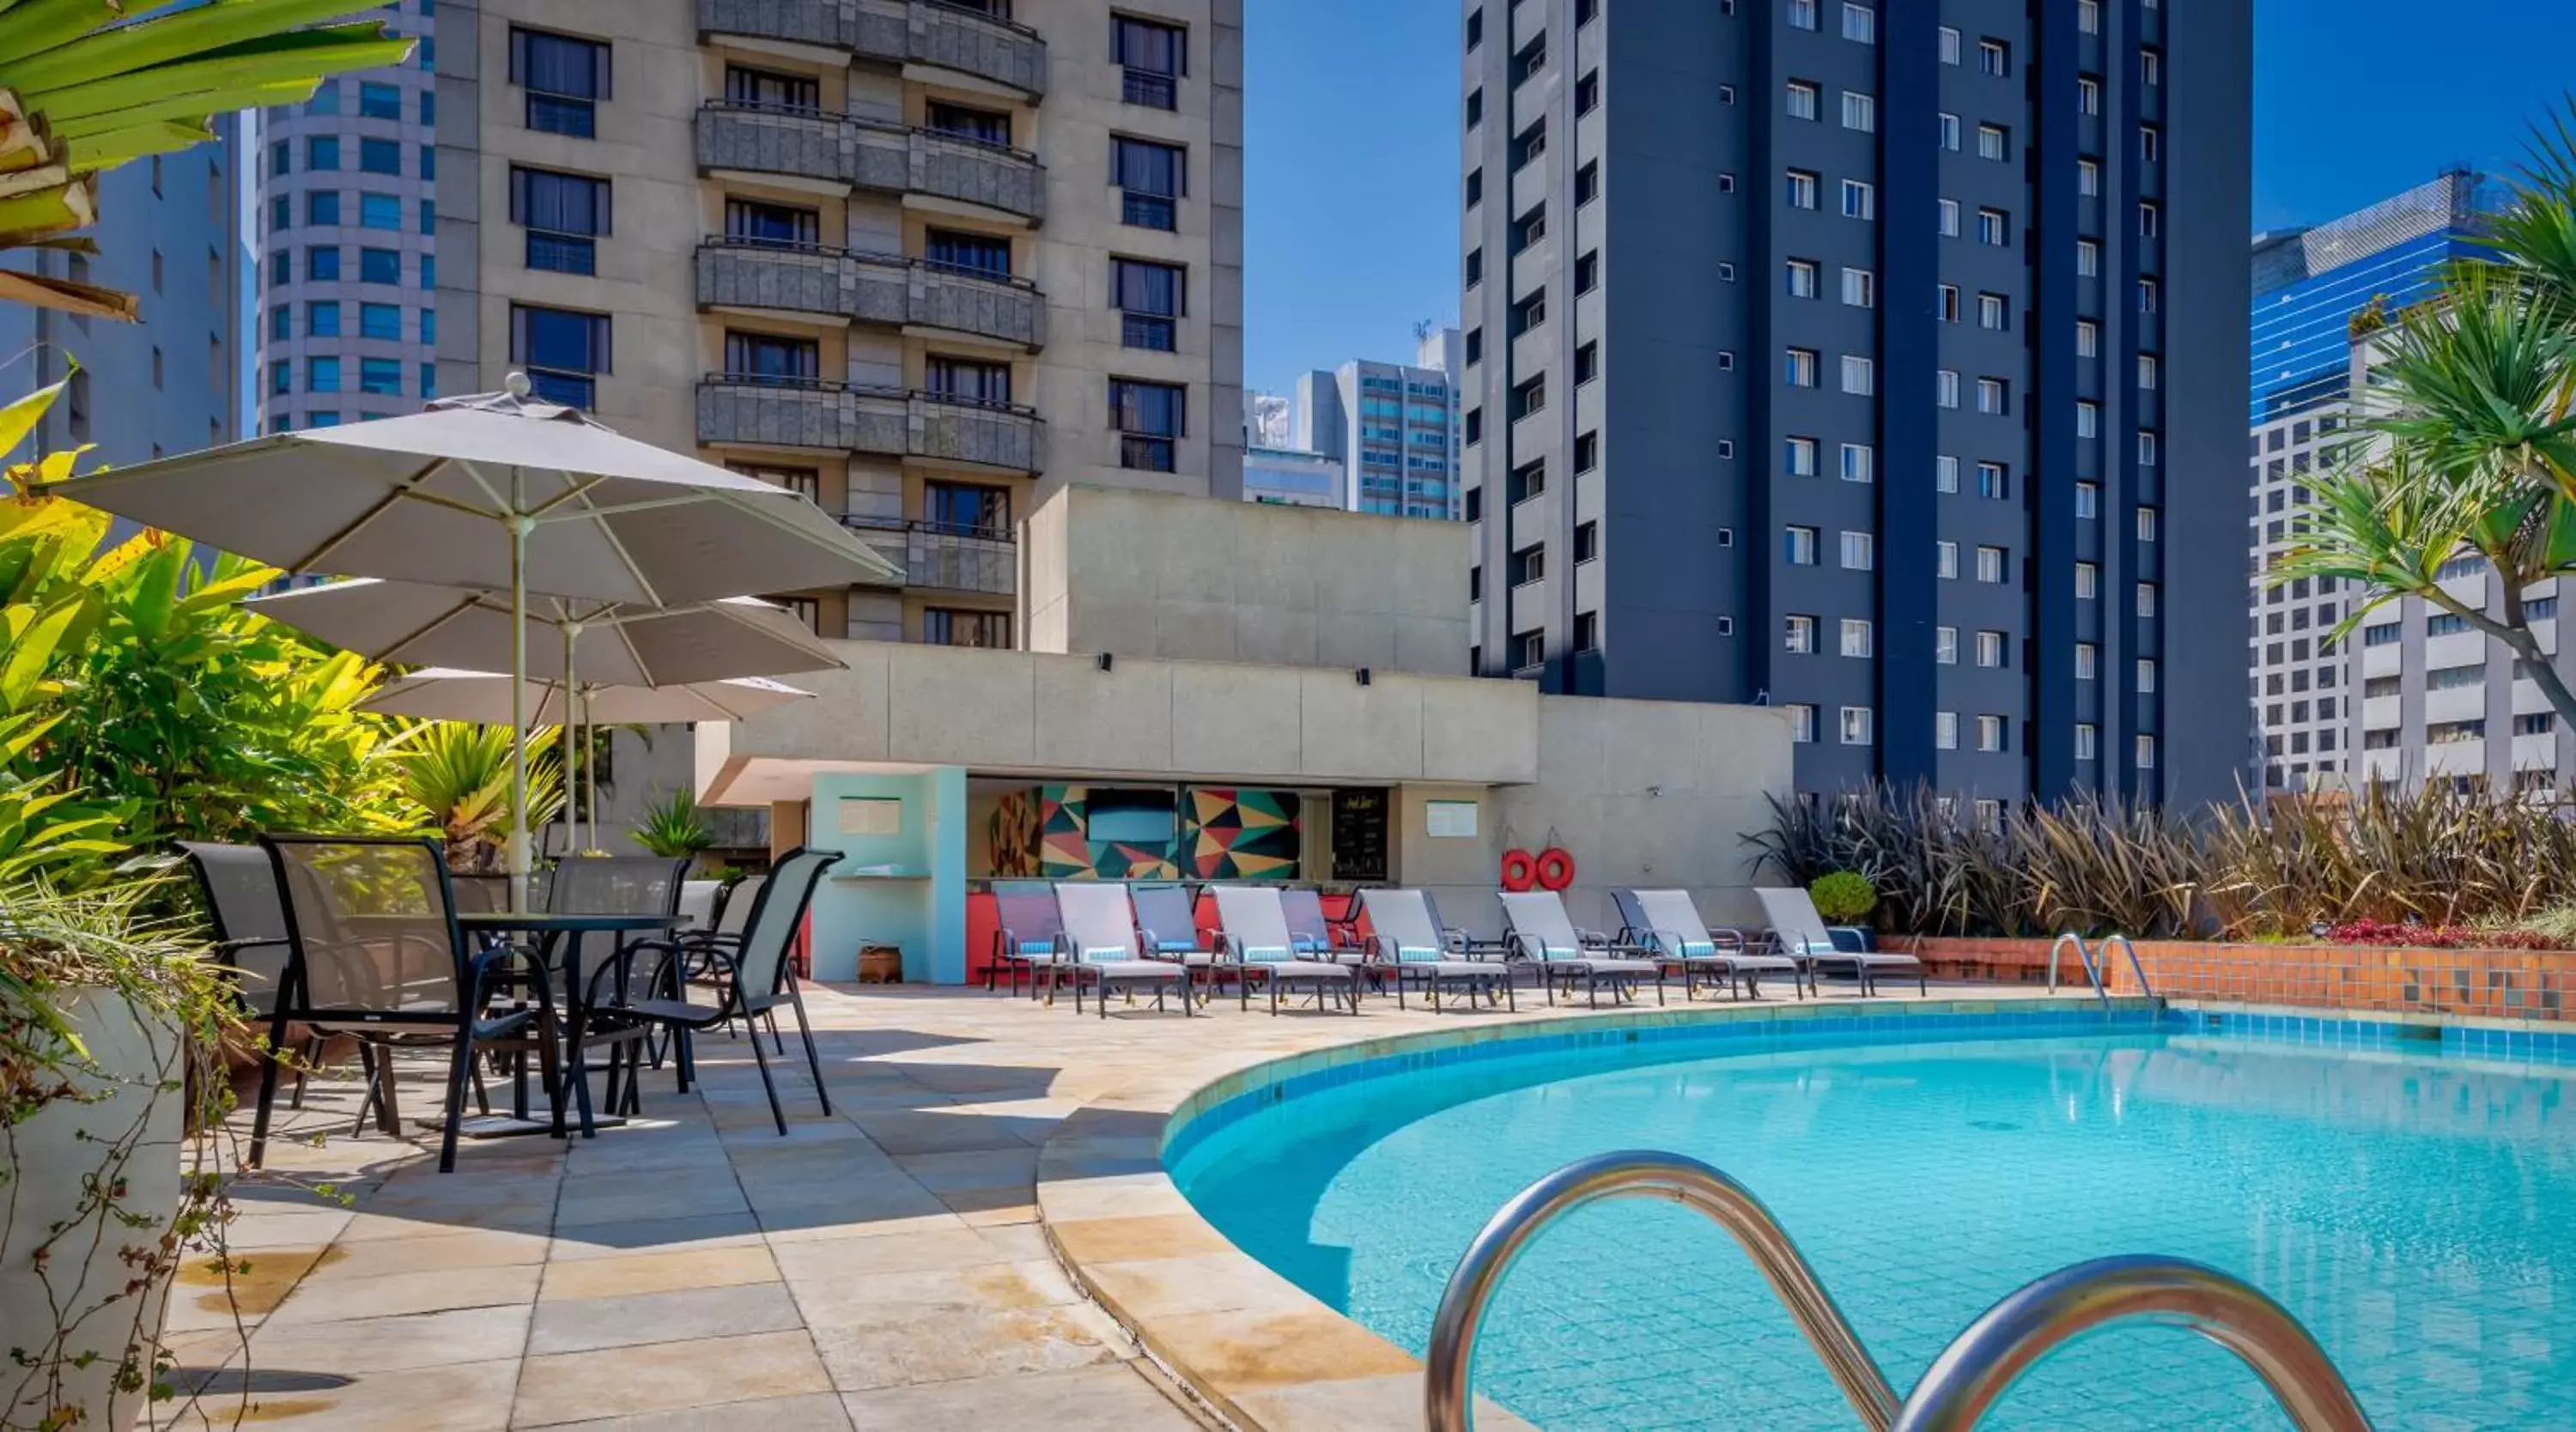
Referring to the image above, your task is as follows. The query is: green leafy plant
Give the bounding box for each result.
[0,0,412,320]
[384,721,562,873]
[2,878,267,1431]
[632,789,714,861]
[1807,871,1877,925]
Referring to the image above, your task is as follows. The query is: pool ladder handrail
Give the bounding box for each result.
[2045,931,2154,1008]
[1423,1151,2373,1432]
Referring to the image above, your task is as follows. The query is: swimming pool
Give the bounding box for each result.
[1169,1010,2576,1430]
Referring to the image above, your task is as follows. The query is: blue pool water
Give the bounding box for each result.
[1170,1018,2576,1429]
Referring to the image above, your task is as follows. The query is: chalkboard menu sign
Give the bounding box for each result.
[1331,788,1390,883]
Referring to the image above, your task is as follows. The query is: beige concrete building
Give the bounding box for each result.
[433,0,1245,648]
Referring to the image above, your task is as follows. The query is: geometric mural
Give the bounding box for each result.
[986,784,1300,881]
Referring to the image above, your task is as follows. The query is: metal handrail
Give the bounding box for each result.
[2099,933,2154,998]
[1893,1255,2372,1431]
[2045,931,2107,1009]
[1424,1151,1902,1432]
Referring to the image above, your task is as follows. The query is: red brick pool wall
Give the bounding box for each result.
[1896,936,2576,1022]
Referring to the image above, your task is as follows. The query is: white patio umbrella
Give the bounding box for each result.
[363,670,811,852]
[244,581,845,688]
[42,378,895,906]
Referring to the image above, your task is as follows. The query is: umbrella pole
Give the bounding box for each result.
[509,470,531,912]
[583,686,600,854]
[562,622,582,856]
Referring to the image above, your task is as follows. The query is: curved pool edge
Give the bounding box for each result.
[1035,995,2160,1432]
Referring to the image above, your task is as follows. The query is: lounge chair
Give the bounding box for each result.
[1052,882,1193,1017]
[1210,885,1360,1015]
[1498,889,1665,1007]
[1753,887,1924,996]
[987,880,1063,996]
[1613,888,1805,1000]
[1279,887,1341,959]
[1355,888,1514,1011]
[1131,882,1228,998]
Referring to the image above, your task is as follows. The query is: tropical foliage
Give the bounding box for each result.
[1807,871,1875,924]
[0,0,410,319]
[384,719,563,873]
[631,788,714,860]
[2271,107,2576,744]
[1753,780,2576,941]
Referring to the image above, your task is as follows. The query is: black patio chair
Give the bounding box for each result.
[587,846,841,1136]
[246,834,556,1174]
[181,841,361,1119]
[543,854,691,1113]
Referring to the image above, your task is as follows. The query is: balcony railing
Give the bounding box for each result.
[697,375,1042,474]
[696,240,1046,349]
[839,515,1017,596]
[696,101,1047,223]
[699,0,1048,98]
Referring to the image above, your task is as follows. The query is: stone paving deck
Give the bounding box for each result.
[165,978,2074,1430]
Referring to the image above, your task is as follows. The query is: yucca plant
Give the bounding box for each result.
[631,788,714,861]
[385,721,562,873]
[0,0,412,320]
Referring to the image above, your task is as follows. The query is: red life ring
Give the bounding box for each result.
[1500,847,1538,891]
[1534,846,1577,891]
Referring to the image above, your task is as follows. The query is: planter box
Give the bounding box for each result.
[3,991,183,1432]
[1894,935,2576,1022]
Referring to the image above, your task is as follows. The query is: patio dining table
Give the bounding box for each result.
[457,910,677,1141]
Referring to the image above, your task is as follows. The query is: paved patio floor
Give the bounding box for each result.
[163,977,2045,1430]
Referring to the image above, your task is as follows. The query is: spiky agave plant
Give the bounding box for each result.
[386,721,563,873]
[0,0,411,319]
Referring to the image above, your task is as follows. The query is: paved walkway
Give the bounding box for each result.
[164,980,2048,1429]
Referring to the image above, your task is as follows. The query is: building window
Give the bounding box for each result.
[1977,207,2008,246]
[1576,70,1599,114]
[357,80,401,118]
[2080,158,2100,196]
[1977,714,2006,752]
[359,301,399,340]
[1939,26,1960,63]
[1936,541,1958,578]
[306,190,340,226]
[2137,582,2159,617]
[358,247,399,283]
[1839,443,1873,483]
[1976,461,2008,500]
[2076,562,2099,598]
[1576,161,1599,204]
[1977,377,2008,415]
[1840,706,1873,745]
[1841,3,1874,42]
[307,299,341,337]
[1839,355,1874,395]
[1788,704,1817,743]
[1979,39,2008,76]
[1977,292,2006,330]
[1112,137,1187,230]
[924,608,1012,648]
[1510,118,1546,170]
[1978,124,2008,161]
[2136,735,2158,769]
[1574,340,1598,384]
[2139,201,2161,238]
[511,166,610,275]
[1466,87,1483,128]
[510,304,610,407]
[2077,319,2099,356]
[1841,90,1874,132]
[1783,525,1819,565]
[2077,401,2099,440]
[1575,251,1598,293]
[1510,374,1545,418]
[1935,627,1959,665]
[307,135,339,170]
[2138,431,2160,465]
[306,246,341,281]
[1113,258,1185,350]
[2142,49,2163,85]
[1785,616,1816,654]
[1977,545,2006,583]
[1510,205,1546,252]
[1938,112,1960,151]
[725,64,818,112]
[307,355,341,392]
[2078,76,2101,115]
[510,27,609,138]
[1787,258,1819,298]
[1510,33,1546,84]
[1515,630,1544,670]
[1789,0,1818,29]
[1936,198,1959,237]
[2137,507,2159,542]
[1841,179,1874,219]
[359,137,400,175]
[2079,0,2101,32]
[1976,630,2006,669]
[358,191,402,229]
[1574,520,1598,561]
[2078,240,2099,276]
[1935,455,1959,493]
[1785,348,1819,387]
[1785,435,1818,476]
[1936,284,1959,322]
[1935,711,1959,749]
[2139,276,2161,312]
[2137,658,2160,693]
[1841,266,1874,307]
[1935,369,1959,408]
[1840,620,1873,658]
[1839,531,1874,571]
[1575,431,1597,471]
[1786,81,1818,121]
[1110,378,1187,470]
[359,356,402,396]
[2142,125,2163,162]
[2075,643,2098,680]
[2075,482,2099,518]
[2139,354,2161,389]
[1114,14,1186,109]
[725,330,819,385]
[1786,169,1819,209]
[1573,611,1598,652]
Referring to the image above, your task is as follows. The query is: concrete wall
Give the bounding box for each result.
[1018,484,1470,673]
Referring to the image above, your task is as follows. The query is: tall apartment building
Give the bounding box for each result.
[1458,0,2250,810]
[0,131,241,465]
[1292,325,1465,519]
[2346,329,2572,797]
[2245,173,2487,792]
[254,4,441,434]
[433,0,1243,650]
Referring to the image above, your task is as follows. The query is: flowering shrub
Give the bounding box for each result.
[2324,920,2561,950]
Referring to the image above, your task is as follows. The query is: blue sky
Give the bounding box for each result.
[1243,0,2576,397]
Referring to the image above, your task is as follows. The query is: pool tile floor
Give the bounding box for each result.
[167,978,2049,1430]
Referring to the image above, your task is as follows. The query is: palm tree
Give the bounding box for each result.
[2270,123,2576,745]
[0,1,411,320]
[387,722,564,874]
